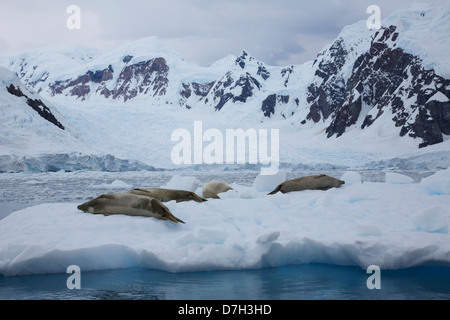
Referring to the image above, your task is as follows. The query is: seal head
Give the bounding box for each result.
[202,181,234,199]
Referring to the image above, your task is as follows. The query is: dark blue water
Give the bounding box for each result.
[1,264,449,300]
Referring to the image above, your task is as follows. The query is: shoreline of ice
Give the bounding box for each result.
[0,169,449,277]
[1,148,449,174]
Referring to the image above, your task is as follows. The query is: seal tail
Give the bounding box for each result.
[268,184,283,195]
[151,199,185,224]
[193,194,208,202]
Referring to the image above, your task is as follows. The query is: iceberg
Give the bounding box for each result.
[1,169,449,276]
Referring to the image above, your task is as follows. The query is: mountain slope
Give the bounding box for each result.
[306,23,450,148]
[2,1,449,151]
[0,66,84,156]
[0,67,156,172]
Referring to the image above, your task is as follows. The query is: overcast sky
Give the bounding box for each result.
[0,0,440,66]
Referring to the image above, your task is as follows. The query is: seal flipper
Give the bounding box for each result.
[268,184,283,195]
[191,193,208,202]
[150,199,185,224]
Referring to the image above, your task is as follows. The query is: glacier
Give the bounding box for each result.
[0,153,156,173]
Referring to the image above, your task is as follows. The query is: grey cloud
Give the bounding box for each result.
[0,0,435,66]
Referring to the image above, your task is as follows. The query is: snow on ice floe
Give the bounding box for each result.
[90,179,132,190]
[1,169,450,276]
[340,172,362,185]
[252,169,286,192]
[413,207,449,234]
[421,169,450,195]
[385,172,414,184]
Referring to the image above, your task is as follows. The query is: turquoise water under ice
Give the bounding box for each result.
[1,264,449,300]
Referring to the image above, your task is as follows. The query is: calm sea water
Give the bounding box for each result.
[1,264,449,300]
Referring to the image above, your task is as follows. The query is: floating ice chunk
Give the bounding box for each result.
[414,207,449,234]
[197,229,228,244]
[91,179,132,189]
[386,172,413,184]
[109,180,132,189]
[194,186,204,198]
[164,175,199,191]
[233,185,260,199]
[341,171,362,185]
[421,168,450,195]
[218,188,240,199]
[2,174,450,276]
[253,169,286,192]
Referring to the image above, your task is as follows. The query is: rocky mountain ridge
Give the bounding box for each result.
[2,2,449,149]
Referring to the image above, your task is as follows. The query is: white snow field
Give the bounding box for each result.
[0,169,449,276]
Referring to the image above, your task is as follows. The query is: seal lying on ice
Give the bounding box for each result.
[127,187,207,203]
[77,192,185,223]
[268,174,345,195]
[202,181,234,199]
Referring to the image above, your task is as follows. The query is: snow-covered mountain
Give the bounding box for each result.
[3,37,225,106]
[0,67,157,172]
[1,1,449,166]
[0,66,83,155]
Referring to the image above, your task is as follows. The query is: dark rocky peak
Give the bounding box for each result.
[48,57,170,101]
[209,71,262,111]
[257,62,270,80]
[322,24,450,147]
[235,50,254,69]
[192,82,215,97]
[234,51,270,81]
[87,65,114,83]
[281,66,294,87]
[261,94,290,118]
[233,72,261,102]
[49,65,114,99]
[6,83,25,98]
[179,81,215,109]
[305,37,349,124]
[6,84,65,130]
[372,25,399,44]
[108,57,169,101]
[122,55,133,63]
[313,38,348,83]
